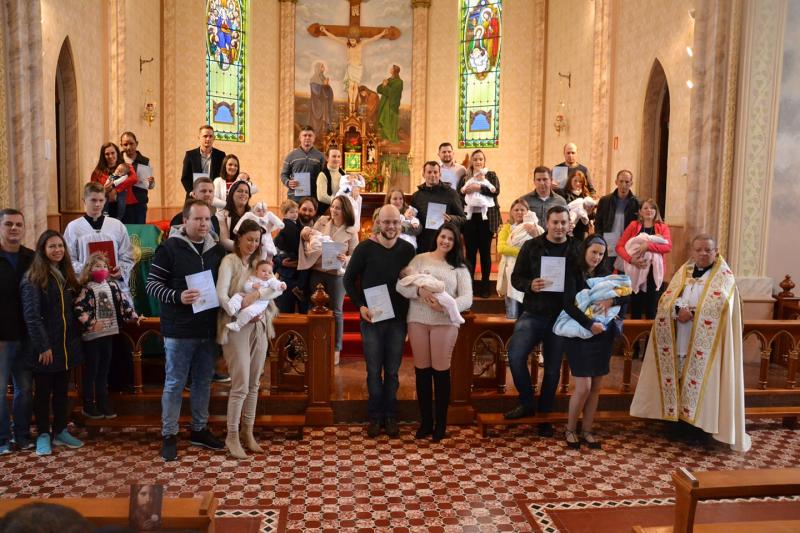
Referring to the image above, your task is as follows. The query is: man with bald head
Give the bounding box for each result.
[344,205,416,438]
[554,142,596,194]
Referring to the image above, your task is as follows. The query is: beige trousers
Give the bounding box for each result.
[222,321,268,433]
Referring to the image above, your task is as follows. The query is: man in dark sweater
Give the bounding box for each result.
[147,200,227,461]
[505,205,577,437]
[594,170,640,267]
[280,126,326,202]
[0,209,34,453]
[553,142,596,194]
[410,161,466,253]
[343,205,415,438]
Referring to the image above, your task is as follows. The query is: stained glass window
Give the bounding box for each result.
[206,0,246,142]
[458,0,501,148]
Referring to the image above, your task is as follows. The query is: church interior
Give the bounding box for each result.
[1,0,800,531]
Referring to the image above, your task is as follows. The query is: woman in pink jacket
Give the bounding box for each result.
[615,198,671,319]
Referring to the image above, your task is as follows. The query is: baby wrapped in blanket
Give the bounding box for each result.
[623,233,669,293]
[398,266,465,325]
[233,202,285,261]
[553,274,632,339]
[566,196,597,234]
[303,229,345,275]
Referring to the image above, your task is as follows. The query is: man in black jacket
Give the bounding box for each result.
[180,125,226,195]
[0,209,34,453]
[146,200,226,461]
[505,205,577,437]
[410,161,466,253]
[594,170,640,267]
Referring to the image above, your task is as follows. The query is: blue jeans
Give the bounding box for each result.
[361,319,406,421]
[161,337,216,436]
[505,297,521,320]
[0,341,33,444]
[507,312,564,412]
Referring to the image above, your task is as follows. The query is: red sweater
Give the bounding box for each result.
[615,221,672,263]
[90,167,139,205]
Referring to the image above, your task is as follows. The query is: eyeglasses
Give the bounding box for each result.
[380,220,401,226]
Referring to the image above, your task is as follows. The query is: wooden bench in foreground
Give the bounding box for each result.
[475,406,800,437]
[632,467,800,533]
[0,491,216,532]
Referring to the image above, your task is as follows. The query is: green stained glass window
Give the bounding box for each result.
[206,0,246,142]
[458,0,501,148]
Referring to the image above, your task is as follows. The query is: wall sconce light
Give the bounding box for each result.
[142,89,157,126]
[686,80,694,89]
[554,99,568,136]
[686,46,693,57]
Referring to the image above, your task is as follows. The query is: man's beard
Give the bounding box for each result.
[380,230,396,240]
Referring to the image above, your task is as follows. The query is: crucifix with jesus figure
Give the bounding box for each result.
[307,0,400,116]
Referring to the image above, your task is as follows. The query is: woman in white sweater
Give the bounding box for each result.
[396,223,472,441]
[216,219,279,459]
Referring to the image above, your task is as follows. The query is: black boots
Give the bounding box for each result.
[432,369,451,442]
[415,367,433,439]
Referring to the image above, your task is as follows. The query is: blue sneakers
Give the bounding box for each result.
[0,441,11,455]
[53,429,84,449]
[36,434,52,456]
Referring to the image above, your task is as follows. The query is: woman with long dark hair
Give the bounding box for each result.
[20,230,83,455]
[397,223,472,441]
[90,142,138,220]
[218,180,252,252]
[456,149,500,297]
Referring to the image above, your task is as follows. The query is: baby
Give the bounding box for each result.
[233,202,285,260]
[304,229,345,275]
[460,169,496,220]
[399,206,420,249]
[226,260,286,332]
[623,232,670,293]
[566,196,597,229]
[509,211,543,248]
[398,266,465,325]
[335,173,366,198]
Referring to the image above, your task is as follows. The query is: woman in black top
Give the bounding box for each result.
[561,235,627,450]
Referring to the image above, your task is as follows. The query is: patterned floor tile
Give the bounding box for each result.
[0,419,798,532]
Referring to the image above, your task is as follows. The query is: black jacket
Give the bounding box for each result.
[20,272,83,372]
[130,151,152,204]
[511,235,579,320]
[594,189,640,237]
[410,182,466,253]
[0,247,34,341]
[274,218,303,280]
[180,147,226,194]
[145,231,226,338]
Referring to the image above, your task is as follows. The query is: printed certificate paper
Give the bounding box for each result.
[540,256,566,293]
[321,241,346,271]
[552,166,568,189]
[364,284,395,323]
[425,202,447,230]
[185,270,220,313]
[293,172,311,196]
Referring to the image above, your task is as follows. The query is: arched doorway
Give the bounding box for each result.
[639,60,670,216]
[55,38,79,215]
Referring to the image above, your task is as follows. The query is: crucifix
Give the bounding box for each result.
[308,0,400,115]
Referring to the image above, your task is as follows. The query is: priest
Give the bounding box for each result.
[630,234,750,452]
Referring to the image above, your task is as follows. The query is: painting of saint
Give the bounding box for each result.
[463,0,501,80]
[309,62,334,135]
[206,0,242,70]
[377,65,403,143]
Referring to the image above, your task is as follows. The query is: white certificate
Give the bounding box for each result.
[185,270,220,313]
[603,232,621,257]
[440,168,458,189]
[425,202,447,230]
[540,256,566,293]
[293,172,311,196]
[135,164,153,188]
[363,284,395,323]
[552,166,568,188]
[192,172,209,183]
[321,241,346,271]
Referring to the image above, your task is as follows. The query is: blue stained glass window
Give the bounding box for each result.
[206,0,246,142]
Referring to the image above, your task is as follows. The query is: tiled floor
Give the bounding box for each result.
[1,418,799,532]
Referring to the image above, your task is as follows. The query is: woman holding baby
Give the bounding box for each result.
[90,142,139,221]
[298,195,359,365]
[396,223,473,442]
[216,219,282,459]
[615,198,672,319]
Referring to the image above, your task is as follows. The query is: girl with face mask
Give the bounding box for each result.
[74,252,139,420]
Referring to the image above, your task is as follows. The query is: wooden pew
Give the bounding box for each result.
[632,467,800,532]
[0,491,216,531]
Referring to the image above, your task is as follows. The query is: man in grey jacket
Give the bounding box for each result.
[280,126,326,203]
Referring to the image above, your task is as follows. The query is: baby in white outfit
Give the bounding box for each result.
[304,229,345,275]
[226,261,286,331]
[233,202,284,260]
[460,169,496,220]
[398,266,465,325]
[566,196,597,230]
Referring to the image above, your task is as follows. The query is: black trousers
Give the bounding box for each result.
[463,217,493,282]
[630,268,662,319]
[34,370,70,436]
[82,336,113,406]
